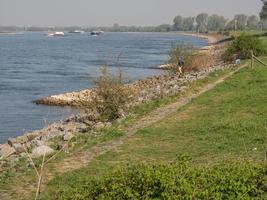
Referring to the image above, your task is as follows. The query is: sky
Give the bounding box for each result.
[0,0,262,27]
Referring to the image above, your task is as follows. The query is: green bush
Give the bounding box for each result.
[168,43,214,73]
[223,34,267,61]
[91,67,134,121]
[44,160,266,199]
[79,67,134,121]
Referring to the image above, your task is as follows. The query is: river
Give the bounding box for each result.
[0,32,207,143]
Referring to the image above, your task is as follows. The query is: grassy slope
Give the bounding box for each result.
[42,62,267,198]
[0,66,235,196]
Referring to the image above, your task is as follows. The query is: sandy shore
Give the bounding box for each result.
[180,32,224,44]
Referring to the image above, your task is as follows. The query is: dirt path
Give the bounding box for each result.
[0,64,248,200]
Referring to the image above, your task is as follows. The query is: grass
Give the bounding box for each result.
[0,67,233,196]
[40,62,267,198]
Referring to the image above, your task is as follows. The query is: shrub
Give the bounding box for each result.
[168,43,193,74]
[168,43,214,73]
[223,34,267,62]
[45,160,266,199]
[80,67,134,121]
[184,52,214,72]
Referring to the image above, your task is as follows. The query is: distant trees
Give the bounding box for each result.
[155,24,172,32]
[170,12,263,33]
[172,16,195,31]
[260,0,267,20]
[247,15,260,29]
[196,13,209,32]
[173,16,184,31]
[224,19,236,31]
[234,14,248,30]
[207,15,227,31]
[182,17,195,31]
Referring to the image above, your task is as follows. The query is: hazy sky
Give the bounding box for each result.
[0,0,262,26]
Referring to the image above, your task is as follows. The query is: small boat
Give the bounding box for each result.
[47,32,65,37]
[90,31,104,36]
[69,30,85,34]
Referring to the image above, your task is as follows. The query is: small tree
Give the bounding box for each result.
[168,43,214,73]
[168,43,193,74]
[222,34,267,61]
[247,15,260,29]
[260,0,267,20]
[182,17,195,31]
[173,16,184,31]
[207,15,226,31]
[196,13,209,33]
[82,67,134,121]
[234,14,248,30]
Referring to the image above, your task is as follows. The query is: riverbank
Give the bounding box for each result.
[34,33,225,106]
[1,62,256,199]
[0,33,228,159]
[180,32,226,44]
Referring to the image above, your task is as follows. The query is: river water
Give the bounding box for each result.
[0,32,207,143]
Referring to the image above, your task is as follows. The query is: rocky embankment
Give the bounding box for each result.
[0,34,231,165]
[0,63,234,162]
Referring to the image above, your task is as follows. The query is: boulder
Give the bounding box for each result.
[0,144,16,159]
[94,122,105,130]
[31,145,54,158]
[8,136,28,146]
[105,122,112,128]
[63,132,74,141]
[30,139,45,148]
[26,131,40,141]
[13,143,25,154]
[78,123,90,131]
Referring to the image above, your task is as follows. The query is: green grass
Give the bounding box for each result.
[0,68,232,195]
[41,63,267,198]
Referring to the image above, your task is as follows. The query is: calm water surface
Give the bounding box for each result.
[0,32,207,143]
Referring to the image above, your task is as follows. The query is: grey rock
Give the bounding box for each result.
[94,122,105,130]
[105,122,112,128]
[79,123,91,133]
[84,120,95,127]
[13,143,25,154]
[31,145,54,158]
[31,139,45,147]
[8,136,28,146]
[0,144,16,159]
[26,131,40,141]
[63,132,74,141]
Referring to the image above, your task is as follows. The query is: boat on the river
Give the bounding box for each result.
[69,30,85,34]
[47,32,65,37]
[90,31,104,36]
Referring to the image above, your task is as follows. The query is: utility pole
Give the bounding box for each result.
[234,19,237,33]
[251,51,254,69]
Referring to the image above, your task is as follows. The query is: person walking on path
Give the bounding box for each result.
[178,57,185,74]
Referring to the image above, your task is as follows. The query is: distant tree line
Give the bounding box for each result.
[171,13,263,33]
